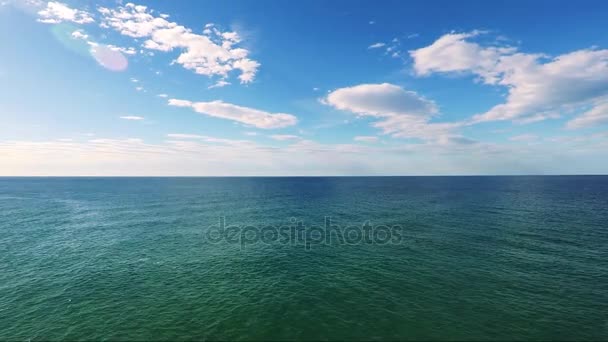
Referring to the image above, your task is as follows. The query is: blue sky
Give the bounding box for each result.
[1,0,608,175]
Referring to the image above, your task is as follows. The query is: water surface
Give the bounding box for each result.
[1,177,607,340]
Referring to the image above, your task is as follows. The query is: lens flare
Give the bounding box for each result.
[90,44,128,72]
[50,24,90,57]
[49,23,129,72]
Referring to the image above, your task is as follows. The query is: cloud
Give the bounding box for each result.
[166,134,249,146]
[368,42,385,49]
[168,99,298,129]
[157,93,168,98]
[38,1,94,24]
[410,31,608,125]
[166,133,205,140]
[3,133,607,176]
[120,116,144,120]
[324,83,437,117]
[87,41,137,56]
[436,135,478,146]
[354,136,378,143]
[270,135,300,141]
[410,31,510,79]
[566,102,608,129]
[98,3,259,84]
[509,134,538,142]
[71,30,88,40]
[323,83,463,140]
[208,80,231,89]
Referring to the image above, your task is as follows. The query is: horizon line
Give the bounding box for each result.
[1,174,607,178]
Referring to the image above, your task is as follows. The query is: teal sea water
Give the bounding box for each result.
[1,176,607,340]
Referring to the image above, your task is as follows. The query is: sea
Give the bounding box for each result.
[0,176,606,340]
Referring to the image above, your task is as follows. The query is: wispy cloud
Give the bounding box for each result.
[168,99,298,129]
[119,116,144,121]
[509,134,538,142]
[208,80,231,89]
[368,42,385,49]
[566,103,608,129]
[270,134,301,141]
[354,136,379,143]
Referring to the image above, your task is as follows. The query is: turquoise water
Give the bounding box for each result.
[1,176,607,340]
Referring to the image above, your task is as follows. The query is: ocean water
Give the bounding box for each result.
[0,176,607,340]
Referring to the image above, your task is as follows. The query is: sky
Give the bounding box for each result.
[1,0,608,176]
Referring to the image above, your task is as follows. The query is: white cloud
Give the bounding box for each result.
[509,134,538,142]
[208,80,231,89]
[167,99,193,107]
[168,99,298,129]
[244,131,258,136]
[71,30,88,40]
[323,83,463,140]
[270,135,300,141]
[166,133,205,140]
[2,134,607,176]
[107,44,137,55]
[372,116,462,140]
[410,31,510,79]
[135,86,144,92]
[410,31,608,126]
[157,93,168,98]
[87,41,137,56]
[354,136,378,143]
[38,1,94,24]
[120,116,144,120]
[566,103,608,129]
[368,42,385,49]
[98,3,259,84]
[130,78,139,83]
[166,134,250,146]
[324,83,437,117]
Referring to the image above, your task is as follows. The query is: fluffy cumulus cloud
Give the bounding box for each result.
[410,31,608,127]
[324,83,437,117]
[168,99,298,129]
[323,83,462,140]
[98,3,259,84]
[410,31,513,80]
[37,1,94,24]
